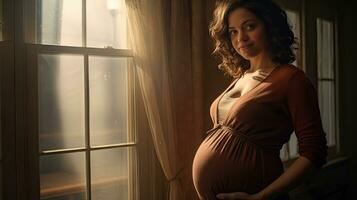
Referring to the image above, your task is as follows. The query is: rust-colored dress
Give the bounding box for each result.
[192,65,327,200]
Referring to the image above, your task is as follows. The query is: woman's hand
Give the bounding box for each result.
[216,192,264,200]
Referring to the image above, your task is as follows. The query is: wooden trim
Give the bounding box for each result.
[26,44,134,57]
[333,14,341,155]
[128,57,138,200]
[84,43,92,200]
[26,44,40,200]
[40,143,137,156]
[2,0,13,40]
[0,40,16,200]
[40,172,128,199]
[303,0,318,85]
[14,0,28,199]
[1,1,16,200]
[0,0,3,41]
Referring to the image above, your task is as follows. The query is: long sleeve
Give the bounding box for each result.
[286,70,328,168]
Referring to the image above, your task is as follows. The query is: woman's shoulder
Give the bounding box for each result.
[277,64,316,93]
[278,64,303,75]
[275,64,307,82]
[270,64,313,93]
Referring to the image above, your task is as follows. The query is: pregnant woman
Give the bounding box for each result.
[192,0,327,199]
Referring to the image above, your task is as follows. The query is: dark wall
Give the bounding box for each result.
[338,1,357,199]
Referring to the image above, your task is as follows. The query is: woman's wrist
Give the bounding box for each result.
[257,190,272,200]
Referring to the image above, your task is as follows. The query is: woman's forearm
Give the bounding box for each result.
[258,156,319,200]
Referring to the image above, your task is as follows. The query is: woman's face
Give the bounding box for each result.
[228,8,270,60]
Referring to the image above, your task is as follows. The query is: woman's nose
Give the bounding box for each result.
[237,31,248,42]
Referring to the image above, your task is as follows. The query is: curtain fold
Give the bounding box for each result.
[126,0,186,199]
[126,0,203,199]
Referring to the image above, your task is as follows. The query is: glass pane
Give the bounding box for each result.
[279,143,289,161]
[40,152,87,200]
[317,18,335,79]
[87,0,128,49]
[285,10,299,66]
[89,56,132,146]
[288,132,298,158]
[39,54,85,151]
[38,0,82,46]
[318,81,336,146]
[286,10,300,39]
[91,147,136,200]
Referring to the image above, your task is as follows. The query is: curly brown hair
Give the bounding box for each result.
[210,0,297,78]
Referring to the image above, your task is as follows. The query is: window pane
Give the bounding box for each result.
[38,0,82,46]
[317,18,335,79]
[280,143,289,161]
[318,81,336,146]
[40,152,87,200]
[288,132,298,158]
[285,10,299,66]
[87,0,128,49]
[89,56,132,146]
[286,10,300,40]
[317,17,336,147]
[39,54,85,151]
[91,147,136,200]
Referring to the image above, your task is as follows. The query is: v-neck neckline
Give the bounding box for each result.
[215,65,281,125]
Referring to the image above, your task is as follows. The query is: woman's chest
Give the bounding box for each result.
[229,72,269,98]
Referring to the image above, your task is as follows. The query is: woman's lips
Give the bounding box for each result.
[238,44,253,50]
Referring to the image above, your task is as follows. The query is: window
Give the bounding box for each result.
[316,18,338,150]
[25,0,138,199]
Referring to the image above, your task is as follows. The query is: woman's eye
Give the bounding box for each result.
[245,24,255,30]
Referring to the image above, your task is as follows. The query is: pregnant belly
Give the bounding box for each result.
[192,127,283,200]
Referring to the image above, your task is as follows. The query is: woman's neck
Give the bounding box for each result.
[248,54,277,73]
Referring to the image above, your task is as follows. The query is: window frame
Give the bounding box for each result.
[26,45,138,200]
[2,0,163,199]
[303,0,341,162]
[23,0,140,198]
[0,40,16,199]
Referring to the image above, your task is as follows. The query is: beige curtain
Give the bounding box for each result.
[126,0,202,200]
[126,0,203,199]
